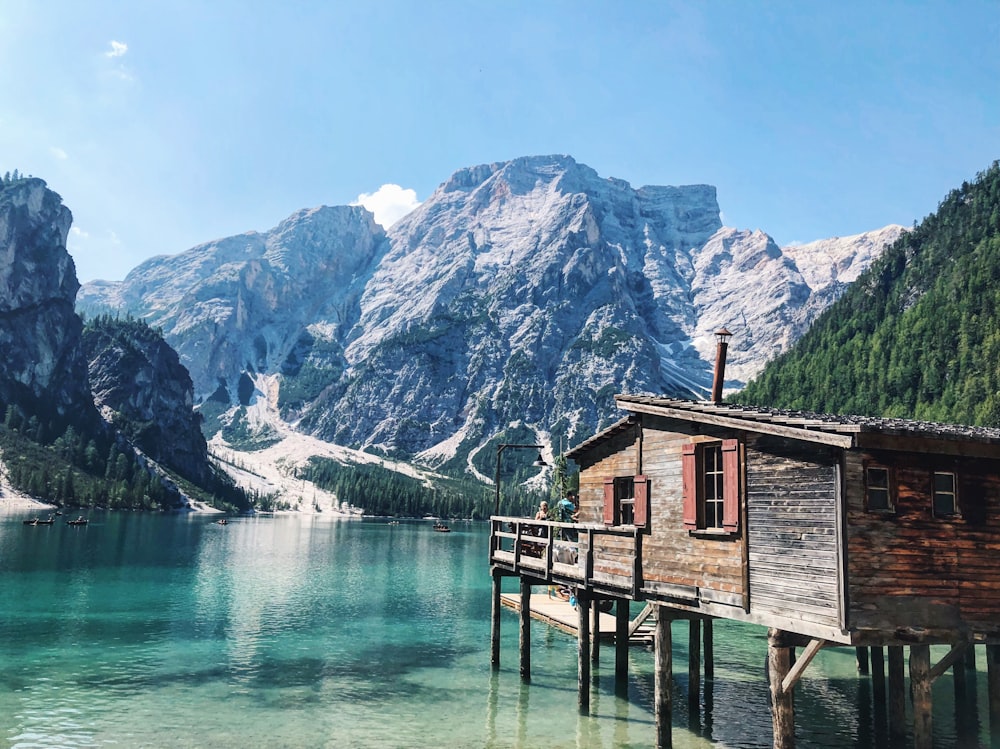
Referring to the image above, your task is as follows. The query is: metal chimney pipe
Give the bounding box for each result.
[711,328,732,404]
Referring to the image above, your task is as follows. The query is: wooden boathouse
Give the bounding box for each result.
[489,394,1000,748]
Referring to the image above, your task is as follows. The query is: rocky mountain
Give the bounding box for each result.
[77,155,904,473]
[0,175,238,510]
[82,316,215,487]
[0,176,100,435]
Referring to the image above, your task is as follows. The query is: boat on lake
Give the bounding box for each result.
[66,516,88,526]
[23,516,55,525]
[432,522,451,533]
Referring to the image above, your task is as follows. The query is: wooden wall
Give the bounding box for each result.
[846,449,1000,636]
[745,435,842,630]
[639,417,745,606]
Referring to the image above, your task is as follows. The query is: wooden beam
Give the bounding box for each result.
[910,644,932,749]
[987,644,1000,733]
[519,578,531,681]
[928,641,968,683]
[490,568,501,668]
[871,646,886,710]
[654,606,673,748]
[780,638,827,693]
[768,628,796,749]
[887,646,906,739]
[615,598,629,684]
[578,590,591,711]
[704,619,714,681]
[688,619,701,706]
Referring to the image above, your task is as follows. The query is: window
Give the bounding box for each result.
[932,471,958,517]
[865,466,892,512]
[602,475,649,527]
[682,439,740,533]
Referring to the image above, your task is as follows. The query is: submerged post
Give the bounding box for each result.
[768,628,795,749]
[704,618,714,681]
[519,578,531,680]
[988,644,1000,734]
[490,568,502,668]
[688,619,701,707]
[887,646,906,739]
[577,590,591,711]
[654,605,673,748]
[615,598,629,686]
[910,644,932,749]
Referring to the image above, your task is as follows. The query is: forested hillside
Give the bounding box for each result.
[738,161,1000,425]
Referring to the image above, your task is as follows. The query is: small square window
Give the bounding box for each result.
[615,477,635,525]
[866,467,892,511]
[932,472,957,517]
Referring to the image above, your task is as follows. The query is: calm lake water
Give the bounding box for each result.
[0,511,995,748]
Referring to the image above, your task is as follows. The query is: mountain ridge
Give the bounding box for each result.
[76,155,905,477]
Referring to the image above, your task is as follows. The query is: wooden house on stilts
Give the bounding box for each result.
[489,393,1000,748]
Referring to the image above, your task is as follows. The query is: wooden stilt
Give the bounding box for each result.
[987,644,1000,733]
[768,628,795,749]
[654,606,673,749]
[887,645,906,739]
[577,590,591,711]
[590,600,600,666]
[953,643,967,701]
[871,646,886,709]
[966,641,977,670]
[856,646,870,675]
[615,598,629,686]
[519,578,531,681]
[704,618,714,681]
[688,619,701,706]
[490,569,501,669]
[910,644,932,749]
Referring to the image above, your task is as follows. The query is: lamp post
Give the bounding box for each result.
[711,327,733,404]
[494,443,547,517]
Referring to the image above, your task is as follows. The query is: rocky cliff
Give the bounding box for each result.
[0,177,98,433]
[77,155,905,473]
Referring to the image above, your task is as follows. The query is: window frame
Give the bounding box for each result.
[602,474,649,528]
[931,470,959,518]
[682,439,740,534]
[864,464,894,513]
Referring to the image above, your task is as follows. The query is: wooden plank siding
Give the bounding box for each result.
[745,436,842,629]
[845,450,1000,636]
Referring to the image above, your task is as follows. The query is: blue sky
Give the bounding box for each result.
[2,1,997,283]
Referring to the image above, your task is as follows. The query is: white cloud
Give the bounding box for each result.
[50,146,68,160]
[351,184,420,228]
[70,227,89,240]
[105,40,128,58]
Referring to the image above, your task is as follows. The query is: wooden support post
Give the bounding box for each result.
[591,600,600,666]
[519,578,531,681]
[688,619,701,707]
[654,606,673,749]
[490,569,501,669]
[615,598,629,686]
[856,646,870,675]
[704,618,714,681]
[870,646,886,709]
[953,643,967,701]
[768,628,795,749]
[988,644,1000,734]
[910,644,932,749]
[578,590,591,711]
[966,641,977,670]
[887,646,906,739]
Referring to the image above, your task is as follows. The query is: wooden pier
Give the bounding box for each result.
[499,592,653,644]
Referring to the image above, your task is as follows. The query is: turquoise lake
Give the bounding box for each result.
[0,511,994,748]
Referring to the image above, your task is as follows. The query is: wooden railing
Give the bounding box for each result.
[489,515,642,595]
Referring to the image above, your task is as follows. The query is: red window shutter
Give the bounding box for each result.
[603,477,615,524]
[634,475,649,527]
[682,444,697,529]
[722,439,740,532]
